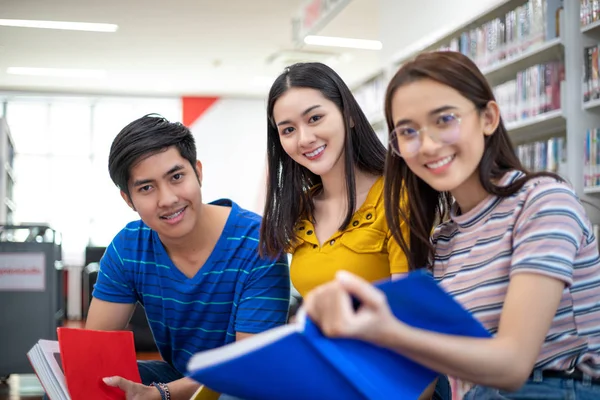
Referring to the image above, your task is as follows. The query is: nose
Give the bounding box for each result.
[418,130,443,156]
[297,125,317,148]
[157,185,178,208]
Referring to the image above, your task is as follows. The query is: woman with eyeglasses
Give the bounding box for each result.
[257,61,450,400]
[303,51,600,399]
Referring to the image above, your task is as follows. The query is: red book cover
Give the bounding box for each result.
[57,327,141,400]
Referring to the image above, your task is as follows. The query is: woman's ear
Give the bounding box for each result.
[482,101,500,136]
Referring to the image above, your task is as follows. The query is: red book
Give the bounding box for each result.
[57,328,141,400]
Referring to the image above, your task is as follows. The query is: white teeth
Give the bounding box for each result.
[305,145,325,158]
[163,208,184,219]
[426,155,454,169]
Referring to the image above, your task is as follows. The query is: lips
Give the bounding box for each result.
[160,206,187,219]
[425,155,455,169]
[304,145,326,159]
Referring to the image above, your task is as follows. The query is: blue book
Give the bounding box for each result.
[186,271,490,399]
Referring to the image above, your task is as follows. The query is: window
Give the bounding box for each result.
[49,102,91,156]
[4,94,181,265]
[6,101,50,155]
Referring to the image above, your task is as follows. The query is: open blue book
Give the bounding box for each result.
[186,271,490,399]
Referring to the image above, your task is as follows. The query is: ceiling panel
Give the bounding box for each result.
[0,0,382,97]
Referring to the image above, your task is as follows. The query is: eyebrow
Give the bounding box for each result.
[132,164,185,187]
[276,105,322,127]
[394,105,458,128]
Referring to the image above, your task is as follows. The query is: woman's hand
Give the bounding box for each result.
[303,270,401,344]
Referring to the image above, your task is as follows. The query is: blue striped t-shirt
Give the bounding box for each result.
[92,199,291,374]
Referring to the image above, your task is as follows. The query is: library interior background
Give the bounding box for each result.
[1,0,597,398]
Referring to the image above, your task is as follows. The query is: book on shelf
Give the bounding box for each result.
[582,43,600,103]
[186,271,491,400]
[494,61,563,124]
[585,127,600,188]
[581,0,600,27]
[436,0,563,70]
[27,328,141,400]
[517,137,566,173]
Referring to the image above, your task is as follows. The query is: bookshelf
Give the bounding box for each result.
[584,185,600,194]
[0,118,16,224]
[352,0,600,222]
[506,108,565,144]
[582,18,600,34]
[583,97,600,111]
[581,0,600,197]
[481,37,563,86]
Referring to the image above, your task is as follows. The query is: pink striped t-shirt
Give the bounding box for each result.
[432,170,600,376]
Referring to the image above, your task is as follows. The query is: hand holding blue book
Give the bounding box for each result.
[186,271,490,399]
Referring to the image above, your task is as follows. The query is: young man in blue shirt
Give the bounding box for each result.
[86,114,290,400]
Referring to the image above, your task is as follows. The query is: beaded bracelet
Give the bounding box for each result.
[150,382,171,400]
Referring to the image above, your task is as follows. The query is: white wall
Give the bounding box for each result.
[189,98,268,215]
[378,0,505,64]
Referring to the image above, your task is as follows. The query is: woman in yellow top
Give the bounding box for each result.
[258,62,449,400]
[258,61,410,298]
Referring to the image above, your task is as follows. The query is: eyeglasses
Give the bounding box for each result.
[389,109,475,158]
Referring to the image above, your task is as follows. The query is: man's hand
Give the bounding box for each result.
[102,376,161,400]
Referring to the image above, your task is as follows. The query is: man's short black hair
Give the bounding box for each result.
[108,113,197,199]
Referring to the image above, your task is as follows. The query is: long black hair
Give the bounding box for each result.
[259,62,386,258]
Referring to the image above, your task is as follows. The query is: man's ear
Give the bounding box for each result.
[120,190,136,212]
[195,160,203,187]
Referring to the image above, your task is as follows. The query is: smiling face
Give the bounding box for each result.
[122,146,203,242]
[272,87,347,178]
[390,78,498,203]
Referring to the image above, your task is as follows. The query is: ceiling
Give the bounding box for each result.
[0,0,382,97]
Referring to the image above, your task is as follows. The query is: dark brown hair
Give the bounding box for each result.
[109,114,197,201]
[259,62,387,259]
[383,51,561,270]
